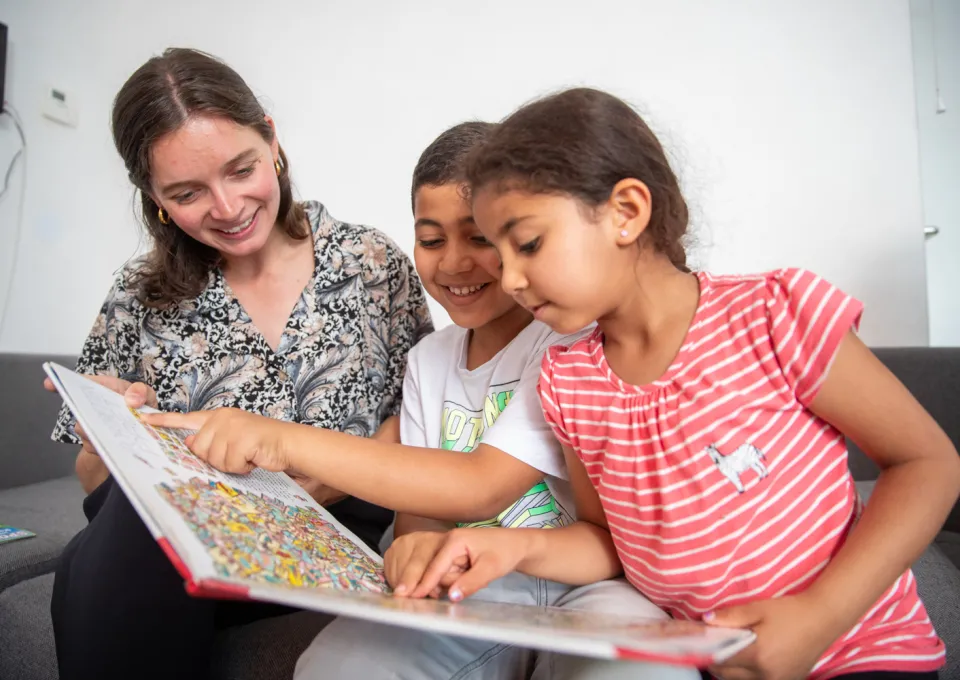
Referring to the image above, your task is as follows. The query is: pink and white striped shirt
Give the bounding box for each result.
[538,269,944,678]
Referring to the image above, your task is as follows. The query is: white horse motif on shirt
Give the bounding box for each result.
[705,443,768,493]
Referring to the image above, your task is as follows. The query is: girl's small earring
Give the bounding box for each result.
[620,229,629,238]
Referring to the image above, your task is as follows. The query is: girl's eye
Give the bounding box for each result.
[173,191,198,205]
[518,237,540,254]
[417,239,444,249]
[471,235,493,247]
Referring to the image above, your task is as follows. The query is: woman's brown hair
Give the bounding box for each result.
[465,87,689,271]
[112,47,308,307]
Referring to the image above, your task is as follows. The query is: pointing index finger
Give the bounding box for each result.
[141,411,207,430]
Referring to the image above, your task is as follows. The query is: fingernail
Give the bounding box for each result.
[394,585,407,595]
[449,588,462,602]
[703,611,715,622]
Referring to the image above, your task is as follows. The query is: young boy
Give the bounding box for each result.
[288,123,697,680]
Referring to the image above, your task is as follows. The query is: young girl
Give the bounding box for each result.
[382,88,960,680]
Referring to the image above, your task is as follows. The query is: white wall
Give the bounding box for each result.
[912,0,960,346]
[0,0,929,354]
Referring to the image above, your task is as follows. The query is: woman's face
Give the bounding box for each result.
[149,115,281,261]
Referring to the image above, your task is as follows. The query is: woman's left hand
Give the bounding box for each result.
[142,408,292,474]
[705,593,834,680]
[287,467,348,506]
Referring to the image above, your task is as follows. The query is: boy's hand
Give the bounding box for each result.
[385,531,467,598]
[394,527,533,602]
[705,593,835,680]
[142,409,292,474]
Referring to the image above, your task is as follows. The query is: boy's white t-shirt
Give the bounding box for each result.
[400,320,587,528]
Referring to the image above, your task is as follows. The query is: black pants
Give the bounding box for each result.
[51,476,390,680]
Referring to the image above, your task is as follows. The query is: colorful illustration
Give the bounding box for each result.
[129,407,213,475]
[156,478,388,593]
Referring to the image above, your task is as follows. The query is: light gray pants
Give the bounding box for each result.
[294,574,701,680]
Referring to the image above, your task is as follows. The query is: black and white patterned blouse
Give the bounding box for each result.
[52,200,433,546]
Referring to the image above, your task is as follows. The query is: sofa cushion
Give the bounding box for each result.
[0,572,332,680]
[210,609,333,680]
[913,541,960,679]
[0,353,79,491]
[0,573,59,680]
[847,347,960,535]
[939,530,960,570]
[857,481,960,679]
[0,477,87,592]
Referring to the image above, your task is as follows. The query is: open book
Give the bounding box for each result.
[45,362,756,667]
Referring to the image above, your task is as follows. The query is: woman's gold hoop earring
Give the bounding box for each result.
[158,207,170,225]
[274,159,282,177]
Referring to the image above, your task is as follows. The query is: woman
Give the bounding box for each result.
[47,47,431,680]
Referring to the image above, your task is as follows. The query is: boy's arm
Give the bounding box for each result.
[280,431,544,521]
[289,415,403,506]
[396,445,622,599]
[394,513,455,537]
[514,445,621,582]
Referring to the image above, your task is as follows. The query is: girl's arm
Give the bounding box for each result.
[791,331,960,630]
[708,331,960,677]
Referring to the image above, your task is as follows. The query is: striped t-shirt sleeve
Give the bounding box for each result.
[537,347,573,447]
[766,268,864,406]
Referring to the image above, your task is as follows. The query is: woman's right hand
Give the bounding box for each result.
[45,375,159,445]
[44,375,158,492]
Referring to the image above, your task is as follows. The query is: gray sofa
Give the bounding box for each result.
[0,354,331,680]
[0,349,958,679]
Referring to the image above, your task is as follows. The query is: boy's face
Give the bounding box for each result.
[413,183,519,330]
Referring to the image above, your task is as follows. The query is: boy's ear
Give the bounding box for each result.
[608,178,652,246]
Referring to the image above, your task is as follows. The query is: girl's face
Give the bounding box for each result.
[149,115,282,262]
[472,186,648,335]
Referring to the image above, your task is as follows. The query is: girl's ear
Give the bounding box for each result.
[264,115,280,157]
[608,178,652,246]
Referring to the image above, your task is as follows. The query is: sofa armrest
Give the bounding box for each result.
[852,348,960,536]
[0,353,79,491]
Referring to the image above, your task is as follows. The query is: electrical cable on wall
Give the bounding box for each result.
[930,0,947,114]
[0,102,26,344]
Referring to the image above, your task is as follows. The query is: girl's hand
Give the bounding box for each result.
[385,531,468,598]
[142,409,292,474]
[705,593,834,680]
[394,527,534,602]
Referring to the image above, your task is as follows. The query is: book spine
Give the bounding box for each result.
[156,537,250,601]
[188,579,251,601]
[614,647,709,667]
[156,537,193,582]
